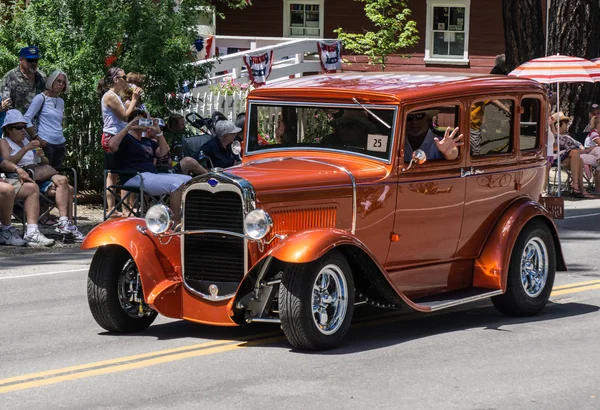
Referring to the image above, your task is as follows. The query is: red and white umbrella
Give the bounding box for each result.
[509,54,600,196]
[509,55,600,83]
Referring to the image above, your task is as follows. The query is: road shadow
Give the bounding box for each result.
[0,248,94,268]
[102,301,599,354]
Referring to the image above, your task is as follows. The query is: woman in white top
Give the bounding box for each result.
[96,67,143,217]
[0,109,84,241]
[24,70,69,168]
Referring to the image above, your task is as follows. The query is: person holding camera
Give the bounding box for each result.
[97,67,143,217]
[108,110,191,225]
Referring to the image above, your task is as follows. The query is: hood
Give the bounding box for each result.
[226,158,351,193]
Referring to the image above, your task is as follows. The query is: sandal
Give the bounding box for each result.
[107,210,123,219]
[40,214,59,226]
[571,190,595,199]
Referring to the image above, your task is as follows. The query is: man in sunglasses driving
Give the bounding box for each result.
[404,110,463,162]
[1,46,46,115]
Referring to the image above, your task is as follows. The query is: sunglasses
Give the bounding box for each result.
[407,113,426,121]
[114,75,127,80]
[26,59,38,64]
[9,125,27,130]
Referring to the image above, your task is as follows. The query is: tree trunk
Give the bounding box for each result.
[548,0,600,137]
[501,0,546,72]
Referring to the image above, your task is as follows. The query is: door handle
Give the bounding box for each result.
[461,167,484,178]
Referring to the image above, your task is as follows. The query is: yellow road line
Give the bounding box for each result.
[552,279,600,291]
[2,279,600,394]
[552,283,600,296]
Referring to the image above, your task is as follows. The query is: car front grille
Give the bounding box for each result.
[183,187,245,296]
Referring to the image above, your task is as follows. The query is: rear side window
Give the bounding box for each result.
[520,98,541,151]
[469,99,514,156]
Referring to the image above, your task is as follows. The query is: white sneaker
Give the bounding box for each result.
[68,224,85,243]
[0,226,26,246]
[55,221,85,243]
[23,230,55,247]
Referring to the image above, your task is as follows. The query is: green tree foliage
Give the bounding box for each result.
[335,0,419,71]
[0,0,249,190]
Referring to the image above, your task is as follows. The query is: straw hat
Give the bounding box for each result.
[551,112,571,123]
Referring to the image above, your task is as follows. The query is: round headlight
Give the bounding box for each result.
[231,140,242,156]
[145,205,173,234]
[244,209,273,240]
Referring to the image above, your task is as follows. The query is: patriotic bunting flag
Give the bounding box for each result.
[204,36,214,59]
[317,40,342,73]
[242,50,274,86]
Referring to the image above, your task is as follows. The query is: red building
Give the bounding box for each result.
[215,0,545,74]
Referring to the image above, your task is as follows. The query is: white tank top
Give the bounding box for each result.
[101,90,127,135]
[5,137,35,167]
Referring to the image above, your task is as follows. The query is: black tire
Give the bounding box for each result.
[492,220,556,316]
[279,250,355,350]
[87,245,157,333]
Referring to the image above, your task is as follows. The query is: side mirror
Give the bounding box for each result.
[402,149,427,172]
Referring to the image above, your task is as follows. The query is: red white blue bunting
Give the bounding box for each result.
[243,50,274,86]
[317,40,342,73]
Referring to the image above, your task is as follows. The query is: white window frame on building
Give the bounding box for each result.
[424,0,471,66]
[282,0,324,38]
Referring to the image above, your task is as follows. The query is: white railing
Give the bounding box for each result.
[181,36,336,119]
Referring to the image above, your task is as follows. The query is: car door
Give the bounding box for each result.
[386,103,467,297]
[456,96,519,260]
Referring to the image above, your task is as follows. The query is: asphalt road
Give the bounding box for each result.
[1,200,600,410]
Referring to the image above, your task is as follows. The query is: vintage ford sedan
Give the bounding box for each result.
[83,73,566,350]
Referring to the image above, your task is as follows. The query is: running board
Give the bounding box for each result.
[411,288,503,312]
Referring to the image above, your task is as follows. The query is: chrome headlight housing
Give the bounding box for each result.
[145,204,173,234]
[243,209,273,240]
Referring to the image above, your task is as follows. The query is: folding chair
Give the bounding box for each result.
[103,153,169,220]
[8,167,78,228]
[549,165,573,195]
[583,164,597,192]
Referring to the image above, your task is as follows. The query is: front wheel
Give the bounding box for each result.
[87,245,157,333]
[492,220,556,316]
[279,250,354,350]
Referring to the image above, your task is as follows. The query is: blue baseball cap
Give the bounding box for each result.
[19,46,41,59]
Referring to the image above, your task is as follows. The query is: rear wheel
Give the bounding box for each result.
[87,245,157,333]
[492,221,556,316]
[279,250,354,350]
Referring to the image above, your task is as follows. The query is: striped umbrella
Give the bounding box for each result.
[509,54,600,83]
[509,55,600,197]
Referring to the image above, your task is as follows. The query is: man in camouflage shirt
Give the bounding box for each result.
[1,46,46,114]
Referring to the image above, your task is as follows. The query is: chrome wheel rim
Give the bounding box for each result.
[312,264,348,335]
[520,237,549,298]
[118,260,153,318]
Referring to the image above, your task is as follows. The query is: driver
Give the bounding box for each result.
[320,110,377,148]
[404,110,463,162]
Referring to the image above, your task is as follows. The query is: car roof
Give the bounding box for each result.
[250,72,546,103]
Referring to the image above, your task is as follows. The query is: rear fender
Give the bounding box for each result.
[473,198,567,291]
[82,219,182,315]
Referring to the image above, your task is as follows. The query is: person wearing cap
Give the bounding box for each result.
[1,109,82,241]
[1,46,46,115]
[201,120,242,169]
[403,109,463,162]
[0,112,55,246]
[108,110,192,225]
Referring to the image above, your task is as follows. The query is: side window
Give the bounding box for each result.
[404,105,459,163]
[520,98,541,151]
[469,99,514,156]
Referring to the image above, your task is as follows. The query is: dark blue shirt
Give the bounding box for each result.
[201,137,236,169]
[115,133,158,182]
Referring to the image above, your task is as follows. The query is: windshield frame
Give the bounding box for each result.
[244,100,398,165]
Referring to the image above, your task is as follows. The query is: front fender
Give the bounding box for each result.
[81,219,183,316]
[266,228,369,263]
[473,198,566,291]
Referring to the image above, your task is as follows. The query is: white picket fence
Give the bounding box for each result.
[179,36,336,120]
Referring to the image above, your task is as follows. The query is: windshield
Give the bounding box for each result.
[246,103,396,161]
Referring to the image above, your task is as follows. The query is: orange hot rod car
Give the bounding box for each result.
[83,73,566,350]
